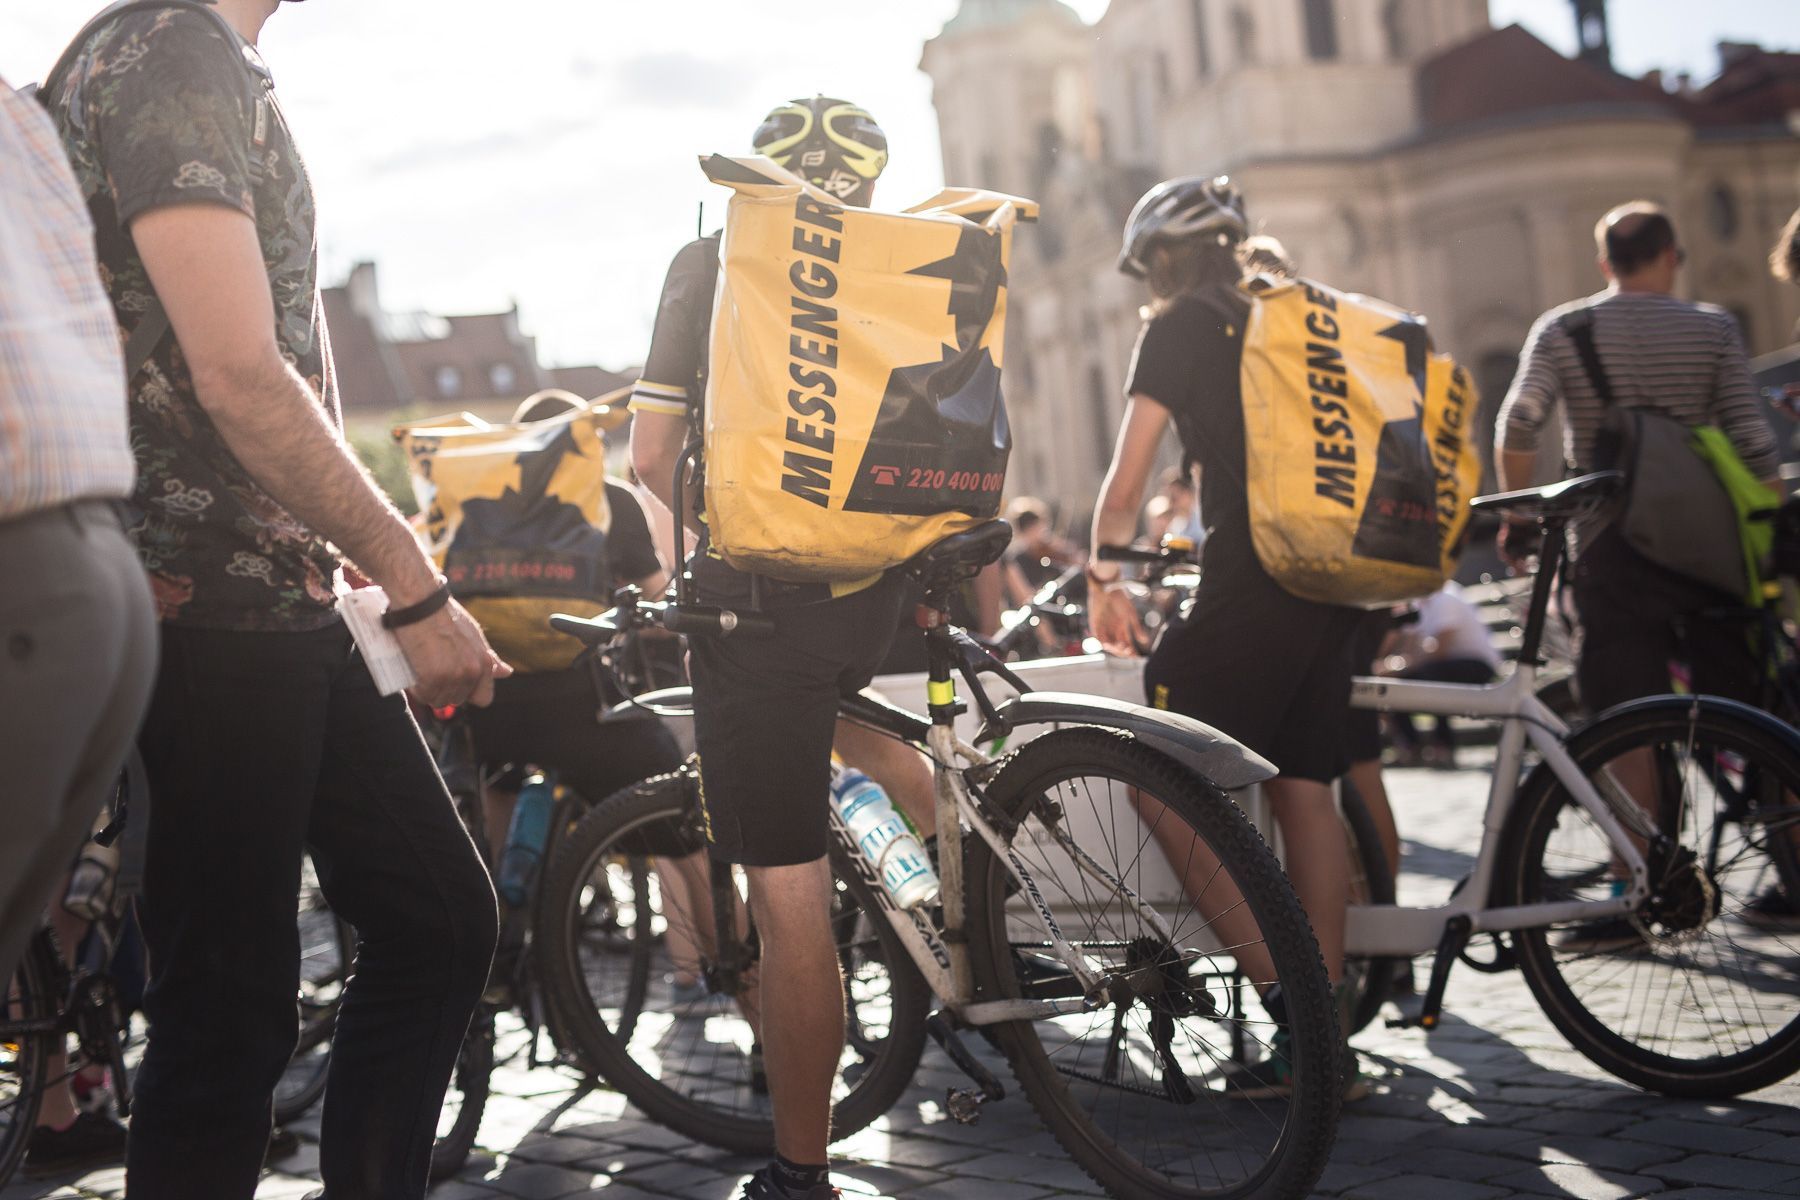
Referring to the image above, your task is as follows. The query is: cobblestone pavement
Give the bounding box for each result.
[8,759,1799,1200]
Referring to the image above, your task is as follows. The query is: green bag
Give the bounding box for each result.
[1690,426,1780,605]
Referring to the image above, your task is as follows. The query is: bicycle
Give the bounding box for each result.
[0,754,154,1184]
[1337,470,1800,1097]
[538,519,1346,1200]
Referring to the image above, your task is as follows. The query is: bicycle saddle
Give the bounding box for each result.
[1468,470,1623,521]
[903,519,1014,591]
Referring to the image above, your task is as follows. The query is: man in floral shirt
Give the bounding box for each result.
[45,2,504,1196]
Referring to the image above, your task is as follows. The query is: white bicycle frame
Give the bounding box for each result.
[829,718,1180,1029]
[1343,658,1658,957]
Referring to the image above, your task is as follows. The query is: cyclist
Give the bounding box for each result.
[629,96,924,1200]
[461,392,685,859]
[1086,176,1367,1099]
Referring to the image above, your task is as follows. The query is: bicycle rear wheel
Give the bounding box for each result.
[536,769,929,1155]
[966,728,1340,1200]
[1500,697,1800,1097]
[0,931,57,1185]
[429,1006,495,1181]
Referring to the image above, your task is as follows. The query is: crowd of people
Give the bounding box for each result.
[5,2,1800,1198]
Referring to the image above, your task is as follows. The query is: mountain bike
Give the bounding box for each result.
[1339,471,1800,1097]
[539,519,1345,1200]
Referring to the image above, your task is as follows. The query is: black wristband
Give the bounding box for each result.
[381,578,453,630]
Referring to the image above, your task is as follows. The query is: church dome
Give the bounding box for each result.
[939,0,1084,37]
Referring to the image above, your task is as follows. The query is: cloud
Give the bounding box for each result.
[362,117,590,176]
[612,52,757,108]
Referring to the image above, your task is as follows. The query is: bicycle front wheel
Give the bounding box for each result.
[966,727,1340,1200]
[1500,696,1800,1097]
[274,854,353,1124]
[536,769,930,1155]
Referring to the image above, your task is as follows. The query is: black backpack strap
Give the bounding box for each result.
[38,0,271,379]
[1560,307,1615,408]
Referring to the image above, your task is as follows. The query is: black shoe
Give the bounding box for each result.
[1554,916,1643,953]
[24,1112,126,1178]
[741,1164,841,1199]
[266,1124,302,1164]
[1740,885,1800,931]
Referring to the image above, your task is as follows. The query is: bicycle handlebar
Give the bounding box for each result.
[549,599,775,647]
[1096,544,1175,565]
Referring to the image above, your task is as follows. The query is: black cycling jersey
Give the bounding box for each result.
[630,235,877,609]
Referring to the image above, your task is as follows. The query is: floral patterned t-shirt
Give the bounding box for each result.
[48,6,341,631]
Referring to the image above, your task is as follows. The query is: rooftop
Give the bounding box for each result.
[938,0,1081,38]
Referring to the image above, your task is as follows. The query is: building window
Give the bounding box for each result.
[1707,183,1740,242]
[489,362,518,394]
[1231,7,1256,65]
[1303,0,1339,61]
[1382,0,1406,58]
[434,365,461,398]
[1190,0,1211,77]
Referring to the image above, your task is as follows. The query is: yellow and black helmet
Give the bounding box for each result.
[752,96,889,204]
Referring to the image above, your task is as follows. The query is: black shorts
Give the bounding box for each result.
[1342,611,1393,765]
[689,575,907,866]
[464,665,685,802]
[1572,526,1761,713]
[1144,577,1363,784]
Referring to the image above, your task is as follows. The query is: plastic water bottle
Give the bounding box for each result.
[497,773,555,907]
[63,833,120,923]
[830,766,939,909]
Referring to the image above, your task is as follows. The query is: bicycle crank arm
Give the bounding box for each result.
[925,1011,1006,1124]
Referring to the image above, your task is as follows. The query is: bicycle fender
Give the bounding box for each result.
[987,692,1277,791]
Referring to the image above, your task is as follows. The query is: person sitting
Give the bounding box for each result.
[1379,582,1502,769]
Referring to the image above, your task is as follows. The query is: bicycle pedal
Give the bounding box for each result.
[945,1087,987,1125]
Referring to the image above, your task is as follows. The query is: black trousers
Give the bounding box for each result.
[127,623,497,1200]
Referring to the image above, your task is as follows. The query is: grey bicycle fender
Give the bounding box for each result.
[988,692,1276,791]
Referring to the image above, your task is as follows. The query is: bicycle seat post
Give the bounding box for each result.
[1516,515,1569,669]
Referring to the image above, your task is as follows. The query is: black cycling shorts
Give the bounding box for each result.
[688,574,907,866]
[1143,577,1364,785]
[465,665,685,802]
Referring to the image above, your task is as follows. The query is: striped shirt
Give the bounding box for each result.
[1497,288,1778,479]
[0,79,134,520]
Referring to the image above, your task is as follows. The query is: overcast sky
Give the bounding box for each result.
[4,1,1794,376]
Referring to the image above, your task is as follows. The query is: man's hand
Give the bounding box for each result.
[1089,583,1149,658]
[392,597,512,708]
[1496,519,1541,574]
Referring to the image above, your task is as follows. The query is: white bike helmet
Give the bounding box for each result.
[1117,175,1248,279]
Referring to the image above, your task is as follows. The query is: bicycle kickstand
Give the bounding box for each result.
[1387,914,1471,1033]
[925,1011,1006,1124]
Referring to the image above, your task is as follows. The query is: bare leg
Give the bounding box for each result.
[1135,779,1349,985]
[1267,778,1349,985]
[744,856,842,1165]
[834,716,935,832]
[1345,759,1400,885]
[36,899,91,1131]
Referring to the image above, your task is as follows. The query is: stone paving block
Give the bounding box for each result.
[901,1183,1059,1200]
[1343,1175,1509,1200]
[1619,1119,1780,1155]
[1490,1163,1661,1199]
[412,1185,503,1200]
[1648,1153,1800,1192]
[1744,1136,1800,1166]
[1309,1161,1402,1196]
[609,1159,737,1197]
[475,1160,609,1198]
[1369,1148,1524,1182]
[1519,1133,1685,1173]
[1514,1108,1636,1138]
[1335,1115,1442,1144]
[505,1133,615,1166]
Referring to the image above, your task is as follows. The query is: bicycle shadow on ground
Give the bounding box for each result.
[1336,993,1799,1198]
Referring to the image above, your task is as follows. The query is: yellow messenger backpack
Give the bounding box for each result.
[697,154,1037,583]
[394,393,630,672]
[1239,276,1481,606]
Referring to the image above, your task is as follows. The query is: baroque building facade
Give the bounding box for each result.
[920,0,1800,507]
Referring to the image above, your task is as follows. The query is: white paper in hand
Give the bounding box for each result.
[336,584,420,696]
